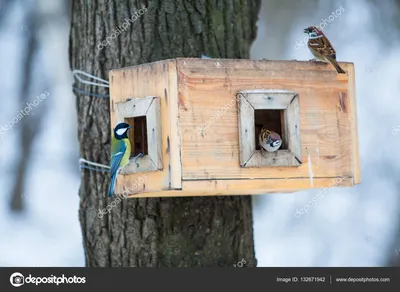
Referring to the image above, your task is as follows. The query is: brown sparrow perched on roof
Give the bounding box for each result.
[304,26,346,74]
[259,127,282,153]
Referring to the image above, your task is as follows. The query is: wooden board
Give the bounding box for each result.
[346,65,361,184]
[125,177,355,198]
[237,96,255,166]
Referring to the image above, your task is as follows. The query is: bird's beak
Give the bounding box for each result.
[303,28,308,33]
[128,125,132,129]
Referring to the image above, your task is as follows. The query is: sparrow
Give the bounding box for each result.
[108,122,131,197]
[304,26,346,74]
[259,127,282,153]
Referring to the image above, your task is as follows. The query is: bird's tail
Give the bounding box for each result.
[329,58,346,74]
[108,172,117,197]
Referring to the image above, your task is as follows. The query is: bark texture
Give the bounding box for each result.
[69,0,261,267]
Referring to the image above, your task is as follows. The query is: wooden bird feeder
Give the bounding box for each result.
[109,58,360,198]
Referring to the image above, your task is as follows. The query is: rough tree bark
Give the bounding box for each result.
[69,0,261,267]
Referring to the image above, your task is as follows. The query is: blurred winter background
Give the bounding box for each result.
[1,0,399,267]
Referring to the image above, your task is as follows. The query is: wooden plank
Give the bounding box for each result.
[175,58,350,81]
[286,95,302,161]
[115,96,153,118]
[109,71,122,115]
[238,94,255,166]
[245,150,301,167]
[167,61,182,189]
[240,89,296,109]
[119,154,158,174]
[346,65,361,184]
[124,176,355,198]
[146,97,163,170]
[177,59,354,182]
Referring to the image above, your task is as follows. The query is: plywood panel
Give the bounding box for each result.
[176,59,356,184]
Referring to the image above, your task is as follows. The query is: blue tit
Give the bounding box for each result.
[259,127,282,153]
[108,122,131,197]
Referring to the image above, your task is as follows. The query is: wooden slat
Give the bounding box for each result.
[346,65,361,184]
[246,150,300,167]
[167,62,182,189]
[115,96,153,118]
[286,95,302,161]
[240,90,296,109]
[146,97,163,169]
[238,95,255,166]
[119,154,158,174]
[125,177,354,198]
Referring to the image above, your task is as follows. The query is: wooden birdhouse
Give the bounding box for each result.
[109,58,360,198]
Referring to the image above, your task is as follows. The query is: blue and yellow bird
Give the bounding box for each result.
[108,122,131,197]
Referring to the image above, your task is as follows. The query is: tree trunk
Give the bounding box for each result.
[69,0,261,267]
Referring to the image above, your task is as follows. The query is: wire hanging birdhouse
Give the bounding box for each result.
[109,58,360,198]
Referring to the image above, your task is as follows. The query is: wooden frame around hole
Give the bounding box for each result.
[114,96,163,173]
[237,89,302,167]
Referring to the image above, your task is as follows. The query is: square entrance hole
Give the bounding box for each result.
[254,110,287,150]
[125,116,148,157]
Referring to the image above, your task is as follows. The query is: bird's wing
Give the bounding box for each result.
[308,35,337,59]
[110,139,127,176]
[110,133,118,160]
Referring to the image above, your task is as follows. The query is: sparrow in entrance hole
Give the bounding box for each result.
[259,127,282,153]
